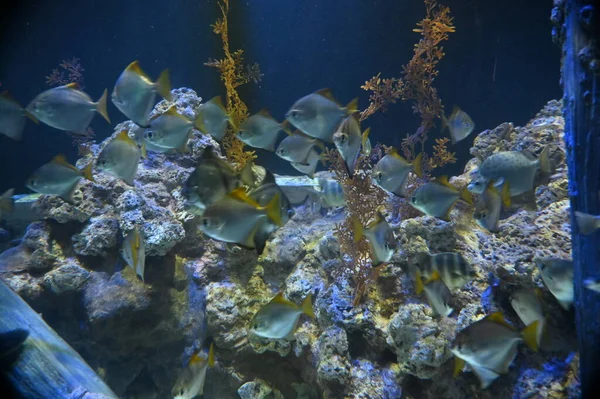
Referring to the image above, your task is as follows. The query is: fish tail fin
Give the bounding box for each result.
[345,98,359,115]
[227,114,239,132]
[500,182,511,208]
[415,269,424,295]
[351,216,364,243]
[193,112,207,133]
[156,69,172,101]
[361,127,371,149]
[522,321,539,352]
[140,142,148,159]
[453,356,465,378]
[441,112,449,132]
[412,152,424,178]
[207,342,216,367]
[264,193,283,227]
[301,294,315,318]
[25,111,39,124]
[459,186,473,206]
[314,139,326,152]
[538,145,551,175]
[0,189,14,213]
[96,89,111,123]
[81,162,95,183]
[575,211,600,235]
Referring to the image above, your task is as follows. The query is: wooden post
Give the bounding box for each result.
[561,0,600,395]
[0,280,119,399]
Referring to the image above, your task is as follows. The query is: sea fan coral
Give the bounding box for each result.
[45,57,86,89]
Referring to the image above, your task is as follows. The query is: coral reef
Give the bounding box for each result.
[0,94,579,399]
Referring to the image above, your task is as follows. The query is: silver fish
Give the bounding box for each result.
[352,211,396,266]
[414,252,475,291]
[468,147,551,196]
[415,270,453,317]
[195,96,235,141]
[410,176,473,221]
[27,83,110,134]
[290,148,321,177]
[237,110,284,151]
[451,312,538,389]
[332,115,370,176]
[111,60,171,127]
[144,105,201,153]
[443,106,475,144]
[509,289,545,348]
[121,226,146,282]
[285,88,357,142]
[473,181,511,232]
[276,131,323,163]
[574,211,600,235]
[318,178,345,208]
[0,91,38,140]
[26,154,94,202]
[584,278,600,293]
[97,130,144,185]
[372,150,423,197]
[250,292,314,340]
[172,343,215,399]
[536,258,573,310]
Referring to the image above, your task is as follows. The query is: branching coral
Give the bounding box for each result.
[205,0,260,169]
[427,137,456,171]
[326,148,387,305]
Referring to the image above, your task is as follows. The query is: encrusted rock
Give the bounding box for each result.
[237,379,284,399]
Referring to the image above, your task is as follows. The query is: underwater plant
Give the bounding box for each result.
[205,0,261,169]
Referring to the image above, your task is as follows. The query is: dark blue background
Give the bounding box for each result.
[0,0,561,193]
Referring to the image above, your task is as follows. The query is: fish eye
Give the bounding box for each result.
[410,196,417,204]
[28,179,36,187]
[278,148,286,155]
[287,209,294,218]
[202,218,210,227]
[145,132,154,140]
[341,134,348,143]
[290,110,299,119]
[180,389,184,395]
[376,172,383,180]
[480,211,488,218]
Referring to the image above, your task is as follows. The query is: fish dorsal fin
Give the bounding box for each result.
[164,105,180,116]
[126,60,150,79]
[388,148,407,162]
[0,91,19,105]
[270,292,295,307]
[207,342,215,367]
[451,105,460,117]
[487,312,515,330]
[436,175,454,189]
[425,270,442,284]
[63,82,79,90]
[361,127,371,148]
[415,269,424,295]
[258,108,272,118]
[228,187,260,208]
[520,150,536,161]
[115,130,136,146]
[315,88,336,102]
[51,154,79,172]
[453,356,465,378]
[189,351,205,366]
[210,96,226,110]
[366,211,384,230]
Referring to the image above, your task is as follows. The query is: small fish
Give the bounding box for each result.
[111,60,171,127]
[27,83,110,134]
[468,147,551,196]
[237,110,285,151]
[584,278,600,293]
[0,91,38,140]
[414,252,475,291]
[451,312,538,389]
[143,105,203,153]
[415,270,453,317]
[372,150,423,197]
[195,96,236,141]
[172,343,215,399]
[26,154,94,202]
[352,211,396,266]
[290,148,321,177]
[473,181,511,232]
[509,289,545,348]
[574,211,600,235]
[442,106,475,144]
[410,176,473,221]
[182,147,252,213]
[318,178,345,208]
[121,226,146,283]
[332,115,370,177]
[0,188,14,220]
[199,187,283,253]
[536,258,573,310]
[97,130,144,185]
[250,292,315,340]
[276,131,323,163]
[285,88,358,142]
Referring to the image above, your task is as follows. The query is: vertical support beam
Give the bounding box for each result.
[561,0,600,395]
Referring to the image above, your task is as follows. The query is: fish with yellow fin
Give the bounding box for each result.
[26,155,94,202]
[121,226,145,283]
[290,148,322,178]
[414,252,475,291]
[333,115,370,177]
[27,83,110,134]
[409,176,473,221]
[0,188,14,220]
[372,150,423,197]
[250,292,314,340]
[276,131,324,163]
[451,312,539,389]
[442,106,475,144]
[237,110,286,151]
[318,178,345,208]
[415,269,453,317]
[352,211,396,266]
[536,258,573,310]
[172,342,215,399]
[285,88,358,142]
[509,288,546,348]
[0,91,38,140]
[473,181,511,232]
[195,96,237,141]
[111,60,171,127]
[97,130,145,185]
[143,105,204,153]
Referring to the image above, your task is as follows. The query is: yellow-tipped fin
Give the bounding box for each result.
[361,127,371,149]
[64,82,79,90]
[538,145,551,175]
[25,111,39,124]
[425,270,442,284]
[207,342,215,367]
[270,292,296,307]
[352,216,364,243]
[155,69,172,101]
[0,189,15,213]
[412,152,424,178]
[164,105,184,118]
[81,162,95,182]
[126,60,150,79]
[366,211,384,230]
[140,142,148,159]
[436,175,454,189]
[189,351,204,366]
[264,193,283,227]
[345,97,359,115]
[115,129,136,146]
[51,154,79,173]
[487,312,515,330]
[228,187,260,207]
[96,89,110,123]
[258,108,273,118]
[315,88,338,103]
[227,114,239,132]
[415,269,425,295]
[453,356,465,378]
[301,294,315,318]
[459,187,473,206]
[500,182,511,208]
[522,321,539,352]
